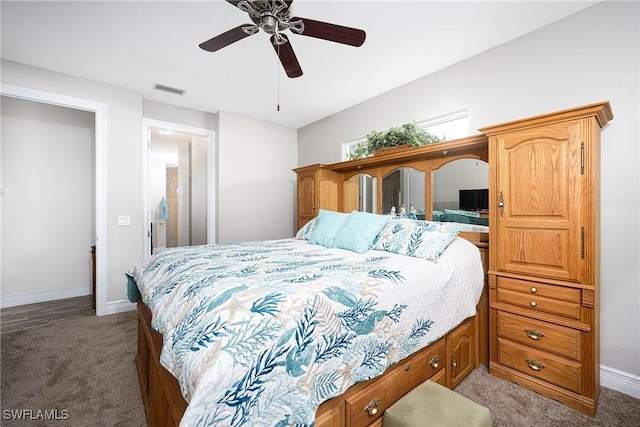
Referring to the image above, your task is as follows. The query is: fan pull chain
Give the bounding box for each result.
[276,42,281,112]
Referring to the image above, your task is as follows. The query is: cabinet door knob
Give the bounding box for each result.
[364,398,381,416]
[530,287,537,294]
[530,301,537,307]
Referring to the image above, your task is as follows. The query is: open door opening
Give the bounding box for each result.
[143,119,216,258]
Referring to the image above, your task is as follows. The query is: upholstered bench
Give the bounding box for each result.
[383,380,492,427]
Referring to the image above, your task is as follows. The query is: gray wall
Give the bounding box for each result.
[217,111,298,243]
[298,1,639,379]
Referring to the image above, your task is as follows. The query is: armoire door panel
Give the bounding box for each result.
[495,120,583,281]
[298,175,316,217]
[504,139,574,219]
[499,227,581,281]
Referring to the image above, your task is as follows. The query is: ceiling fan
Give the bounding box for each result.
[199,0,366,78]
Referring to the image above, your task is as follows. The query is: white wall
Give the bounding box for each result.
[218,111,298,243]
[1,97,94,302]
[191,136,208,246]
[298,1,640,382]
[143,100,215,131]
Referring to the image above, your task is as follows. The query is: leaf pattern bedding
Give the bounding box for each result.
[129,237,484,426]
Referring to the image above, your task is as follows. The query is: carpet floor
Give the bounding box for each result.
[2,309,639,426]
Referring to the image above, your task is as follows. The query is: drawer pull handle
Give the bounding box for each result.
[364,398,381,416]
[530,301,537,307]
[525,329,545,340]
[404,364,411,372]
[526,359,545,371]
[429,355,440,369]
[530,287,537,294]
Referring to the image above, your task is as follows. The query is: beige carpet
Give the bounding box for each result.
[2,310,639,426]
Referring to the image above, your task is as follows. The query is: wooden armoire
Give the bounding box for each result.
[481,102,613,416]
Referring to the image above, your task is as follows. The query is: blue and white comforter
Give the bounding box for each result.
[129,237,484,426]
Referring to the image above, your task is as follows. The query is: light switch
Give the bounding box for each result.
[117,215,131,226]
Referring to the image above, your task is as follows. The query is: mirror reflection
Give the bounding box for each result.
[358,174,376,213]
[382,168,426,218]
[346,174,377,213]
[432,159,489,225]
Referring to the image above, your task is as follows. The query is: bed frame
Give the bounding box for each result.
[135,234,488,427]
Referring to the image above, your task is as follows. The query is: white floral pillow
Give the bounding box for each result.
[295,217,318,240]
[372,217,462,261]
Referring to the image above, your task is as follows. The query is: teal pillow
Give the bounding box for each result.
[373,217,462,261]
[308,209,349,247]
[332,211,390,254]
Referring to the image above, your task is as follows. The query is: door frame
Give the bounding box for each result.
[142,119,216,258]
[1,83,108,315]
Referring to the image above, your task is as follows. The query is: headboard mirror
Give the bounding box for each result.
[344,173,377,214]
[382,167,426,217]
[338,135,489,223]
[432,158,489,223]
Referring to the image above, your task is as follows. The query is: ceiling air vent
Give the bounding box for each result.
[153,83,185,96]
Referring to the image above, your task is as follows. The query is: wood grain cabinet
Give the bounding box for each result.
[293,165,342,230]
[481,102,613,416]
[314,325,475,427]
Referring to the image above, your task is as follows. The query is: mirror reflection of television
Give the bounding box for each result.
[459,189,488,211]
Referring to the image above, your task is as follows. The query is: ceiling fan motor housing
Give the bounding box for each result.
[243,0,299,35]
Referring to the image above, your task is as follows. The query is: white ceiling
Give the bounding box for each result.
[1,1,599,129]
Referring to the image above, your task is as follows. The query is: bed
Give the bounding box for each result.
[129,213,488,427]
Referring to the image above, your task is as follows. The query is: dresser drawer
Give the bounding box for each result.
[497,338,582,393]
[496,277,581,320]
[496,311,581,360]
[346,338,445,427]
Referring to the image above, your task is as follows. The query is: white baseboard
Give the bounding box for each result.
[0,285,90,308]
[105,299,137,316]
[601,364,640,399]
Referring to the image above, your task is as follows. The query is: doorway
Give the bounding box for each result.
[143,119,216,257]
[1,83,107,315]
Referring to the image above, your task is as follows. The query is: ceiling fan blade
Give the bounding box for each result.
[199,25,254,52]
[271,34,303,78]
[291,17,366,47]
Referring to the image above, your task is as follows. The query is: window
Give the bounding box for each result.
[420,109,468,141]
[342,110,469,161]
